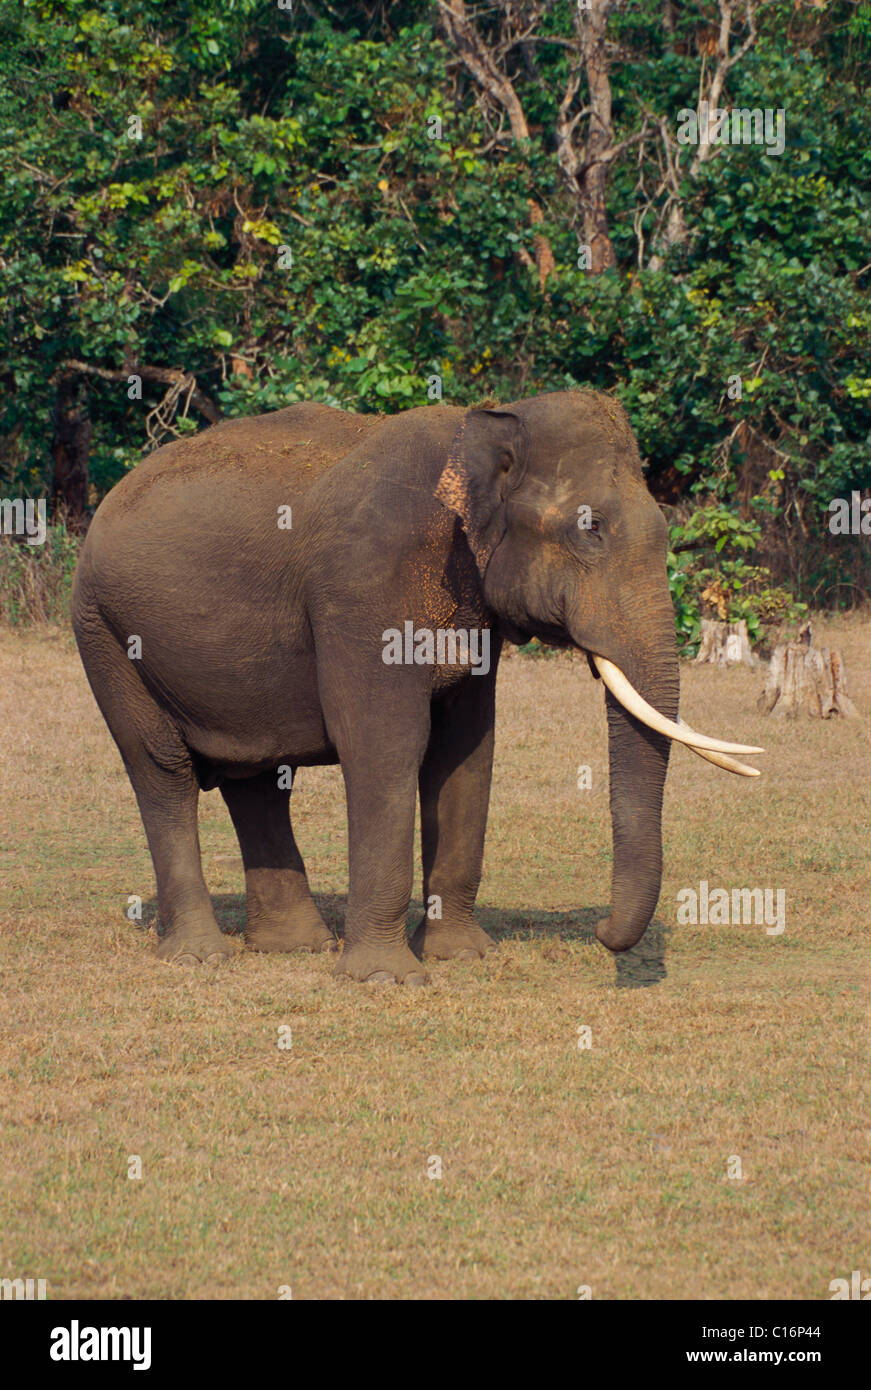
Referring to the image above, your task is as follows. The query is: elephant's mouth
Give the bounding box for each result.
[588,653,764,779]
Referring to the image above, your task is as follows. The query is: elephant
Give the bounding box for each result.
[72,390,762,985]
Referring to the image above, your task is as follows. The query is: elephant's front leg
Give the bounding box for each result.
[331,683,431,986]
[410,669,499,963]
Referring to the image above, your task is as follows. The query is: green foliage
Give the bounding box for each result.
[668,505,806,652]
[0,0,868,630]
[0,521,81,625]
[515,637,563,660]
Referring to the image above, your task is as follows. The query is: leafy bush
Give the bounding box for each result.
[668,505,806,653]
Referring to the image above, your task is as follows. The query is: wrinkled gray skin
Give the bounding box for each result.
[72,390,678,984]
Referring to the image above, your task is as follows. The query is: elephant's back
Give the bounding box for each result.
[74,403,384,624]
[94,403,383,521]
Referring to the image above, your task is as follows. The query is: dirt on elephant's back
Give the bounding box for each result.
[107,404,389,508]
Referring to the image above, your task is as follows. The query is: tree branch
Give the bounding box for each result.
[53,360,222,425]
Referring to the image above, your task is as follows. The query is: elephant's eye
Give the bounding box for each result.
[567,513,604,550]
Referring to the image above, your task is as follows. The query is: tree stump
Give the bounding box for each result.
[757,621,858,718]
[694,618,758,667]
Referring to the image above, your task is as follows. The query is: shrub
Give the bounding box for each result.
[668,504,806,654]
[0,520,81,626]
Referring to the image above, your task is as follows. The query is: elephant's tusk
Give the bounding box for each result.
[676,719,761,777]
[591,655,764,758]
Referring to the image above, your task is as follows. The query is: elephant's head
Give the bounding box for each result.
[436,389,762,953]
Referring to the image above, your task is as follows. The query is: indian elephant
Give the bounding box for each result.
[71,390,762,984]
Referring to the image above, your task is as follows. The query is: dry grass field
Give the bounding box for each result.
[1,618,868,1300]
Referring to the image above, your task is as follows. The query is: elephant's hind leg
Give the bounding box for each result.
[220,771,336,954]
[141,758,233,965]
[74,613,230,965]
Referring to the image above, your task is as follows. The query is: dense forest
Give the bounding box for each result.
[1,0,869,642]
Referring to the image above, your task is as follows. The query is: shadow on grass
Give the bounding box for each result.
[477,904,669,988]
[139,891,668,989]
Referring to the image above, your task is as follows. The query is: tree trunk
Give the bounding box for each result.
[580,0,617,274]
[582,161,617,274]
[649,0,762,268]
[438,0,557,287]
[694,618,758,667]
[757,622,858,718]
[50,372,91,526]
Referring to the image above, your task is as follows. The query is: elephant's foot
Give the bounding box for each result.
[245,903,336,955]
[410,914,498,961]
[335,940,428,986]
[157,921,234,966]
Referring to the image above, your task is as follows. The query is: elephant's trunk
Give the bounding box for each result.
[596,628,680,953]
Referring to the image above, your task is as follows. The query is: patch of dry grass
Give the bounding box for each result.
[0,620,868,1299]
[0,524,80,626]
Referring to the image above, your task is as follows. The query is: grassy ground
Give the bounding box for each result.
[1,618,868,1300]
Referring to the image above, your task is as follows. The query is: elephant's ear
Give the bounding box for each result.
[435,408,528,571]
